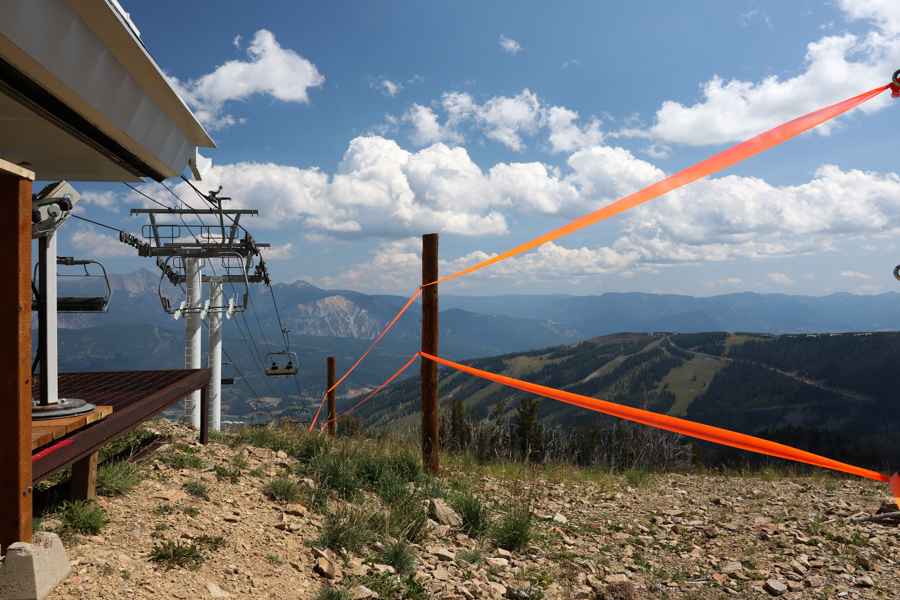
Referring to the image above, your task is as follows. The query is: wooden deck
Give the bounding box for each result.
[31,406,113,450]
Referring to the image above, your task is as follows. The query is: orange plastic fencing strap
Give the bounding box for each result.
[308,288,423,432]
[318,352,422,436]
[421,352,891,483]
[891,473,900,510]
[434,85,890,286]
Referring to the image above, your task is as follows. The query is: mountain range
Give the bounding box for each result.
[45,268,900,423]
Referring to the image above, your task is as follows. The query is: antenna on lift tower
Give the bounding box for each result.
[121,187,270,432]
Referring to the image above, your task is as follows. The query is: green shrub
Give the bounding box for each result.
[451,490,492,538]
[388,493,429,544]
[162,452,206,470]
[152,504,177,516]
[356,455,390,490]
[184,480,210,501]
[317,506,374,552]
[96,460,142,496]
[402,573,429,600]
[58,500,107,535]
[625,467,649,487]
[389,451,422,483]
[376,540,416,574]
[149,540,204,570]
[312,589,348,600]
[264,477,300,503]
[312,452,359,501]
[214,464,241,483]
[492,503,534,552]
[183,507,199,517]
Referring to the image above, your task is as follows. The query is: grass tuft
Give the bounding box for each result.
[317,506,375,552]
[491,503,534,552]
[96,460,142,496]
[58,500,107,535]
[376,540,416,574]
[450,490,492,538]
[264,476,301,503]
[149,540,204,570]
[184,480,210,501]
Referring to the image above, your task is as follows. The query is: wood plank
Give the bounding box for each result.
[31,431,54,450]
[30,406,113,450]
[0,175,32,553]
[0,158,34,181]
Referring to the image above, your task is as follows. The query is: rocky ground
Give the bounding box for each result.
[41,421,900,600]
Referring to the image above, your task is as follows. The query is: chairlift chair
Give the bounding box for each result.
[264,350,299,377]
[203,360,237,386]
[221,361,236,385]
[32,256,113,313]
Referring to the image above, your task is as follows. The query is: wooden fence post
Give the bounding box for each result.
[421,233,439,475]
[327,357,336,437]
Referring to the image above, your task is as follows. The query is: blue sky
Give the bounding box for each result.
[63,0,900,298]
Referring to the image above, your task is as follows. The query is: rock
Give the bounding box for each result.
[40,519,63,531]
[856,575,875,588]
[604,573,629,584]
[552,513,568,524]
[153,490,186,502]
[372,564,395,574]
[433,548,456,562]
[495,548,512,559]
[314,557,339,579]
[484,557,508,568]
[721,561,743,574]
[285,504,308,517]
[430,498,462,526]
[206,582,230,598]
[312,548,336,562]
[276,450,288,459]
[505,587,529,600]
[433,568,450,581]
[349,585,377,599]
[764,579,787,596]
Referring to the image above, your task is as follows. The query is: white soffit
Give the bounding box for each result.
[0,0,215,182]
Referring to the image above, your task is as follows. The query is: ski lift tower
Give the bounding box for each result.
[124,191,270,430]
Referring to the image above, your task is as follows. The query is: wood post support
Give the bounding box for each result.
[0,174,33,554]
[421,233,439,476]
[327,357,336,438]
[199,383,209,445]
[70,452,98,501]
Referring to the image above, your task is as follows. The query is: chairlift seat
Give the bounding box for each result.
[57,296,110,313]
[221,377,235,385]
[264,366,298,377]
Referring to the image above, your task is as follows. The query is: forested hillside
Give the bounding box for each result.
[349,331,900,469]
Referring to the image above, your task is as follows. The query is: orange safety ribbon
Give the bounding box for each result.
[308,288,422,431]
[421,352,899,494]
[318,352,421,436]
[434,84,891,285]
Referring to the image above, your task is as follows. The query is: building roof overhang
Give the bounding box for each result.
[0,0,215,182]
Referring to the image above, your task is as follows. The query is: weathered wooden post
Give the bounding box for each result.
[327,356,336,437]
[0,164,34,553]
[421,233,440,475]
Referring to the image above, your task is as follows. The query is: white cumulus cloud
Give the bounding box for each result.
[767,273,795,284]
[168,30,324,130]
[626,1,900,146]
[840,270,872,279]
[499,34,522,55]
[69,227,135,258]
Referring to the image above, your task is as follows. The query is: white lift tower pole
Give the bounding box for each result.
[183,257,202,428]
[207,279,223,431]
